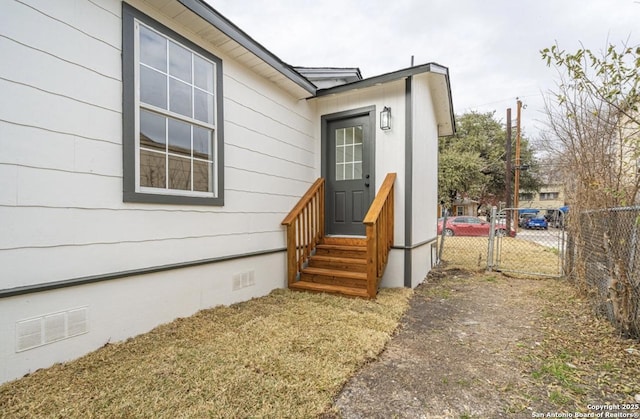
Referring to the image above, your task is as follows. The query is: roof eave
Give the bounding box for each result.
[315,63,456,137]
[313,63,435,96]
[178,0,317,96]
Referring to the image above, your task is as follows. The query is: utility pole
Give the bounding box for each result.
[505,108,512,230]
[514,99,522,210]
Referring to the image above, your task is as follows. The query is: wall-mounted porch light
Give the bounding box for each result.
[380,106,391,130]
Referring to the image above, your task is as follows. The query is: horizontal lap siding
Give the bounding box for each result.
[411,74,439,244]
[0,0,317,290]
[220,60,316,221]
[316,82,406,244]
[0,231,285,289]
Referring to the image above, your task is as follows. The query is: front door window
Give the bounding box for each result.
[335,126,363,181]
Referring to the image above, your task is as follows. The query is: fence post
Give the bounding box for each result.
[437,212,449,264]
[487,206,497,271]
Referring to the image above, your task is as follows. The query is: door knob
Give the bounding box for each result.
[365,182,370,187]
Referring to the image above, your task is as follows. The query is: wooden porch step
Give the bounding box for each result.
[322,236,366,246]
[299,267,367,289]
[315,244,366,259]
[308,255,367,272]
[290,280,370,299]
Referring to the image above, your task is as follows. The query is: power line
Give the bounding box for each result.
[462,93,543,111]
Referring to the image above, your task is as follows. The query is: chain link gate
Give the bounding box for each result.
[487,207,566,277]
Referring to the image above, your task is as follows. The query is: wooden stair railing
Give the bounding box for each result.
[281,174,395,299]
[281,178,325,287]
[363,173,396,298]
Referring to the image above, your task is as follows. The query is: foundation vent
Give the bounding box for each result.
[232,270,255,291]
[16,307,89,352]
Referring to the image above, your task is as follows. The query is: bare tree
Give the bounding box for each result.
[541,41,640,337]
[541,42,640,211]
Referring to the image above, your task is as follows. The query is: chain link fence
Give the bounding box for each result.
[437,209,565,278]
[492,208,565,277]
[566,207,640,339]
[437,206,640,339]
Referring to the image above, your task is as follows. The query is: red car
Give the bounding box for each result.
[437,216,515,237]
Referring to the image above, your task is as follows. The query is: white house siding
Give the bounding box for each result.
[315,81,407,242]
[408,73,440,288]
[314,81,408,288]
[314,74,443,289]
[0,0,317,384]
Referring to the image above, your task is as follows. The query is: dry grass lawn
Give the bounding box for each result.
[0,288,412,418]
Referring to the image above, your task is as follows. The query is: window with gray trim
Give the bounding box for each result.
[122,4,224,205]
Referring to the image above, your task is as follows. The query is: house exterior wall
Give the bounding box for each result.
[452,204,475,216]
[408,73,440,287]
[620,115,640,203]
[314,74,443,289]
[314,82,408,288]
[518,183,565,210]
[314,80,407,244]
[411,74,439,243]
[0,0,317,384]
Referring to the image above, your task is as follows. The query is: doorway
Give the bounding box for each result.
[322,106,376,236]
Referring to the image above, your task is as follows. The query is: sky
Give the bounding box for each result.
[207,0,640,140]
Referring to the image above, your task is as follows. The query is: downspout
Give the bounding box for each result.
[404,75,413,287]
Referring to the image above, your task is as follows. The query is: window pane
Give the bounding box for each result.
[140,110,166,151]
[168,118,191,157]
[194,55,214,93]
[344,163,354,180]
[193,159,212,192]
[194,90,214,124]
[345,128,354,145]
[345,144,354,162]
[193,126,212,159]
[354,162,362,179]
[354,126,363,144]
[354,143,362,161]
[140,66,167,109]
[169,41,192,83]
[168,155,191,191]
[336,129,344,146]
[336,146,344,163]
[140,150,166,188]
[139,25,166,72]
[336,163,344,181]
[169,78,192,118]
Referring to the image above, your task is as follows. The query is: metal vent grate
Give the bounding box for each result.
[16,307,88,352]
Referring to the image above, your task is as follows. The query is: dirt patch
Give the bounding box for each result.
[328,268,640,418]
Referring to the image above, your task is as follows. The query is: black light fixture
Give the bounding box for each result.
[380,106,391,130]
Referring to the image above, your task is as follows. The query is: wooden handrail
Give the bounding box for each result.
[282,178,325,226]
[363,173,397,224]
[281,178,325,287]
[363,173,396,298]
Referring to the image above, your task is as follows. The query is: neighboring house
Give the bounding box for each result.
[619,114,640,203]
[518,183,565,210]
[451,198,478,216]
[0,0,454,384]
[518,183,566,225]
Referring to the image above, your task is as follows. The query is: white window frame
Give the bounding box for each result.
[123,4,224,206]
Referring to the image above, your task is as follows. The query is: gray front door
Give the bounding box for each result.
[324,111,375,236]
